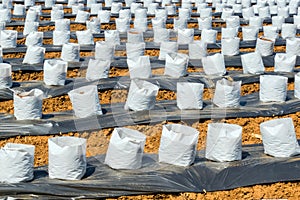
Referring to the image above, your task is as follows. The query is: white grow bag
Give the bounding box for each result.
[98,10,111,23]
[116,18,130,33]
[177,28,194,44]
[153,28,169,44]
[263,26,278,40]
[13,4,26,16]
[202,53,226,76]
[281,23,297,39]
[127,56,152,79]
[197,17,212,30]
[188,41,207,59]
[126,42,145,59]
[23,46,45,64]
[134,18,147,32]
[119,9,131,19]
[225,16,240,28]
[61,43,80,62]
[213,78,241,108]
[177,82,204,109]
[86,59,111,81]
[294,72,300,99]
[0,143,35,183]
[124,79,159,111]
[90,3,102,15]
[201,29,217,44]
[14,89,44,120]
[0,9,11,23]
[53,31,70,45]
[249,16,263,28]
[51,9,64,22]
[86,17,101,34]
[0,63,12,89]
[205,123,242,162]
[43,59,68,86]
[25,31,43,47]
[164,53,189,78]
[242,26,259,41]
[95,41,115,61]
[48,137,87,180]
[272,16,285,30]
[221,27,238,39]
[274,53,296,73]
[255,37,274,57]
[152,18,166,29]
[0,30,17,49]
[26,9,39,22]
[221,37,240,56]
[286,38,300,56]
[173,18,187,30]
[158,41,178,60]
[259,75,288,102]
[104,128,146,169]
[105,30,120,46]
[68,85,102,118]
[241,52,265,74]
[158,124,199,166]
[260,118,300,157]
[76,30,94,45]
[75,10,90,23]
[127,29,144,43]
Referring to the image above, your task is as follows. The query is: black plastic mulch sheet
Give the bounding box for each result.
[1,144,300,199]
[0,90,299,138]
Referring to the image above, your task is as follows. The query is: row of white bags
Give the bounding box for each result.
[0,136,87,183]
[7,71,300,120]
[1,117,299,183]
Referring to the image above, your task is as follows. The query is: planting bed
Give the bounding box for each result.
[1,1,300,199]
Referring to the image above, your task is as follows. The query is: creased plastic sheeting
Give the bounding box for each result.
[1,91,300,138]
[1,144,300,198]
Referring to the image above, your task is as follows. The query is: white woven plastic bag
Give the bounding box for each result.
[274,53,296,73]
[188,41,207,59]
[90,3,102,15]
[0,30,17,49]
[23,21,39,36]
[221,37,240,56]
[116,17,130,33]
[221,27,238,39]
[105,30,120,46]
[272,16,285,30]
[153,28,169,44]
[86,17,101,34]
[126,42,145,59]
[0,143,35,183]
[124,79,159,111]
[76,30,94,45]
[104,128,146,169]
[201,29,217,44]
[226,16,240,28]
[158,124,199,166]
[173,18,187,30]
[0,9,11,23]
[286,38,300,56]
[242,26,259,41]
[197,17,212,30]
[127,56,152,79]
[294,72,300,99]
[202,53,226,76]
[25,31,43,47]
[48,137,87,180]
[61,43,80,62]
[159,41,178,60]
[255,37,274,57]
[134,18,147,32]
[263,26,278,40]
[13,4,25,16]
[205,123,242,162]
[0,63,12,89]
[127,29,144,43]
[260,75,288,102]
[23,46,45,64]
[281,23,297,39]
[98,10,111,23]
[164,53,189,78]
[152,18,166,29]
[95,41,115,61]
[249,16,263,27]
[86,59,111,81]
[177,28,194,44]
[75,10,90,23]
[241,52,265,74]
[43,59,68,86]
[213,78,241,108]
[177,82,204,109]
[51,9,64,22]
[260,118,300,157]
[14,89,44,120]
[68,85,102,118]
[53,31,70,45]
